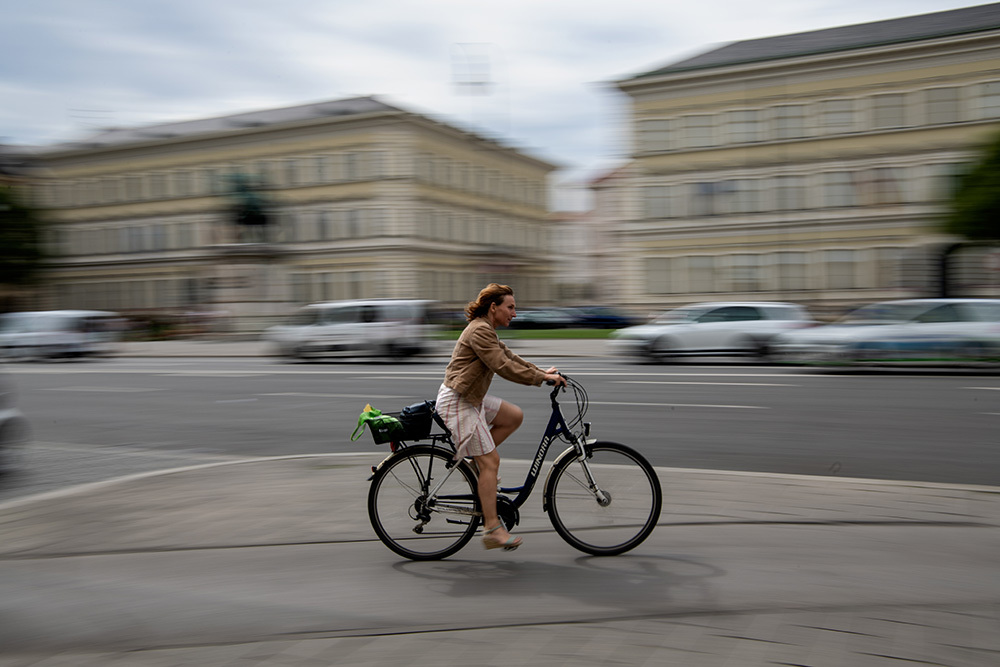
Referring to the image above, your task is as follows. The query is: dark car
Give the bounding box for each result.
[510,307,577,329]
[569,306,640,329]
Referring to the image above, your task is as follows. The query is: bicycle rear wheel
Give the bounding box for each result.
[544,441,661,556]
[368,445,481,560]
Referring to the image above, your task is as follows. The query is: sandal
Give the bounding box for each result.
[483,524,522,551]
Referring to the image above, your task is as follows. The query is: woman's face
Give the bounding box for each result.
[489,294,517,328]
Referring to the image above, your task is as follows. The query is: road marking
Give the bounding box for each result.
[258,392,410,399]
[158,371,270,377]
[965,386,1000,391]
[31,441,247,462]
[613,381,796,387]
[38,386,167,392]
[214,398,259,404]
[591,400,768,410]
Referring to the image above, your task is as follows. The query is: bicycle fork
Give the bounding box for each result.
[570,426,611,507]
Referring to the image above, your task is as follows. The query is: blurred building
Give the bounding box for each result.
[616,3,1000,317]
[24,96,555,329]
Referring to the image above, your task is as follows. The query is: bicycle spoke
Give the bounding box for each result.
[369,446,481,560]
[546,443,661,556]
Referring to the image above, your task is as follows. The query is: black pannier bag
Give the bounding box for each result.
[396,400,436,442]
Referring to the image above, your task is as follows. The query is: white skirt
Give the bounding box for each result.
[435,384,502,459]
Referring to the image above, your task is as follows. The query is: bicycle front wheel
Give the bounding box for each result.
[368,445,481,560]
[545,441,661,556]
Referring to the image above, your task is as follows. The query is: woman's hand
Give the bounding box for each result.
[544,367,566,386]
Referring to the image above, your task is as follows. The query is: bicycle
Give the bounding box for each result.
[365,375,662,561]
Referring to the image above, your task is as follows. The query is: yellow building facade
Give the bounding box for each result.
[617,4,1000,317]
[28,96,555,329]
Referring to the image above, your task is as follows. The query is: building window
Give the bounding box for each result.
[823,172,855,208]
[871,93,908,130]
[688,256,715,292]
[874,247,902,288]
[826,250,856,289]
[926,87,961,124]
[681,114,715,148]
[645,257,671,294]
[778,252,807,291]
[729,254,761,292]
[345,153,360,181]
[643,185,672,219]
[819,99,855,135]
[976,81,1000,119]
[775,175,806,211]
[732,179,761,214]
[772,104,807,139]
[638,119,674,152]
[724,110,761,143]
[690,182,721,216]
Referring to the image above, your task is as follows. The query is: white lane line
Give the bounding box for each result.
[591,400,768,410]
[965,386,1000,391]
[613,381,796,387]
[38,386,167,392]
[214,398,259,404]
[258,392,410,399]
[575,371,822,378]
[31,441,246,462]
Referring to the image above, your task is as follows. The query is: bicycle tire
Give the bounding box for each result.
[368,445,481,560]
[544,441,661,556]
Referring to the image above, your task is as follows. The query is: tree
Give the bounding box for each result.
[944,129,1000,241]
[0,187,45,289]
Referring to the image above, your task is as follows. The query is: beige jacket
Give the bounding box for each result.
[443,317,546,405]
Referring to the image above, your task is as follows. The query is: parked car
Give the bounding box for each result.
[569,306,641,329]
[771,298,1000,365]
[0,368,30,474]
[510,307,577,329]
[263,299,440,360]
[0,310,124,360]
[609,302,815,361]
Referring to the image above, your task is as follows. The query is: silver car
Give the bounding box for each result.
[264,299,440,360]
[772,298,1000,365]
[609,302,815,361]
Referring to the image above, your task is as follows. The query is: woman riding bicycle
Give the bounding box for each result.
[435,283,565,551]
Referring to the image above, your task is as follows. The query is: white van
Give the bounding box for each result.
[263,300,440,360]
[0,310,125,360]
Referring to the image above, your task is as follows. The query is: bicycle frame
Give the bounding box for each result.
[380,380,598,529]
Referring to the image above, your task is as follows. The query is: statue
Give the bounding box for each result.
[226,172,270,243]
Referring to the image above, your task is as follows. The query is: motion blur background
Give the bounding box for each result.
[2,1,1000,334]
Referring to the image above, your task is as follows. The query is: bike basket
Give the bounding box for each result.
[395,400,435,442]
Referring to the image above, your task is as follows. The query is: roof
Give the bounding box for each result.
[627,2,1000,80]
[34,96,557,168]
[43,96,398,150]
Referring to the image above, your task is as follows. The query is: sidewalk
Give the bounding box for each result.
[1,454,998,666]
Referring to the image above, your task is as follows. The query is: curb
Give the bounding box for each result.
[3,453,997,513]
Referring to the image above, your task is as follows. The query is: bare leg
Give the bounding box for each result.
[475,449,503,532]
[476,401,524,546]
[490,400,523,447]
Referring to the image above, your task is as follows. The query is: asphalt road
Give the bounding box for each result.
[2,355,1000,502]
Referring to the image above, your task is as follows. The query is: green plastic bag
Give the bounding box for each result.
[351,403,402,443]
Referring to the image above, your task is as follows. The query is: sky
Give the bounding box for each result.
[0,0,988,209]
